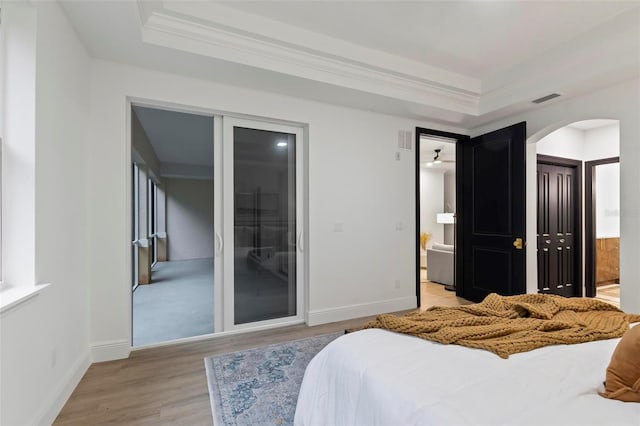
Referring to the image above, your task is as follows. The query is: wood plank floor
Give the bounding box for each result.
[595,283,620,307]
[55,285,464,425]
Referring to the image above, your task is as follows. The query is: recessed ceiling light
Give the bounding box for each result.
[277,141,288,147]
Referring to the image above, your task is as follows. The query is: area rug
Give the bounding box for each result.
[204,332,341,426]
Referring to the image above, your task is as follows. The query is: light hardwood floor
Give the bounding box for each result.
[420,280,473,309]
[55,285,463,425]
[595,283,620,308]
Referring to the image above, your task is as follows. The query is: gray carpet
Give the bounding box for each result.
[133,258,214,346]
[204,333,341,426]
[133,255,298,346]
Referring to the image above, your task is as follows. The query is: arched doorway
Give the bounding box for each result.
[526,119,620,306]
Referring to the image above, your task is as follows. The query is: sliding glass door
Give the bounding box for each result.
[130,106,305,342]
[222,118,305,330]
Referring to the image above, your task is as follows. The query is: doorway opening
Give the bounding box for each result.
[536,155,582,297]
[586,157,620,306]
[131,104,215,346]
[415,128,467,309]
[534,119,619,306]
[418,122,530,305]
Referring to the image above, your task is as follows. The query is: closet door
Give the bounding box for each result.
[222,118,305,330]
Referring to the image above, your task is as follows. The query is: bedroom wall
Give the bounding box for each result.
[1,2,92,425]
[87,59,464,358]
[537,123,619,161]
[419,168,444,247]
[471,77,640,313]
[165,177,215,261]
[536,126,584,160]
[584,123,620,161]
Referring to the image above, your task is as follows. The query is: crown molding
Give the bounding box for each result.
[136,1,481,116]
[132,1,638,124]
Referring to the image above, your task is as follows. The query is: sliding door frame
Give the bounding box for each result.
[127,97,308,347]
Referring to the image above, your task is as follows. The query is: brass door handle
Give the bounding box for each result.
[513,238,524,250]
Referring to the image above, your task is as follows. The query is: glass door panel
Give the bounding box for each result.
[233,127,296,324]
[222,118,304,329]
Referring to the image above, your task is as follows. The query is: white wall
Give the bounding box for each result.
[536,126,584,160]
[584,124,620,161]
[595,163,620,238]
[472,77,640,313]
[443,170,456,245]
[165,178,214,260]
[419,168,444,247]
[1,2,91,425]
[537,123,619,161]
[87,60,463,355]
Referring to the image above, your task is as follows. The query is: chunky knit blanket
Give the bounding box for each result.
[362,293,640,358]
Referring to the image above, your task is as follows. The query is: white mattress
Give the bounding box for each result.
[295,328,640,426]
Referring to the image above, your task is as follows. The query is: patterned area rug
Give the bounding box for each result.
[204,332,341,426]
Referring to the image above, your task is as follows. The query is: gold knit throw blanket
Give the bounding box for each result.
[361,293,640,358]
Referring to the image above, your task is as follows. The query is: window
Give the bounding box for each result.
[0,4,50,313]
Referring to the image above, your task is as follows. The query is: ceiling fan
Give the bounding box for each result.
[425,148,455,167]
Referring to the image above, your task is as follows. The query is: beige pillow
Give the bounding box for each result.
[600,324,640,402]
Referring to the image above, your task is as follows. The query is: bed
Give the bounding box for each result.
[295,322,640,425]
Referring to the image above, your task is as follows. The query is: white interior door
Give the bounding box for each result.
[221,117,305,331]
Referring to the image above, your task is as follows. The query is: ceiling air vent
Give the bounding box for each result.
[532,93,561,104]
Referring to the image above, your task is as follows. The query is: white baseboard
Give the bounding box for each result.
[91,339,131,363]
[307,296,417,326]
[32,350,91,426]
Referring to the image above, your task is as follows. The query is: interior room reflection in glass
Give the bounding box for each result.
[234,127,296,325]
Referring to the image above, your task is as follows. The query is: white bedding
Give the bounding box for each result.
[295,328,640,426]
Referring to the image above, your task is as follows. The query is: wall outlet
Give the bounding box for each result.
[394,280,401,289]
[333,222,344,232]
[395,151,401,161]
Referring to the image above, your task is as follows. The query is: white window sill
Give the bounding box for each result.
[0,283,51,315]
